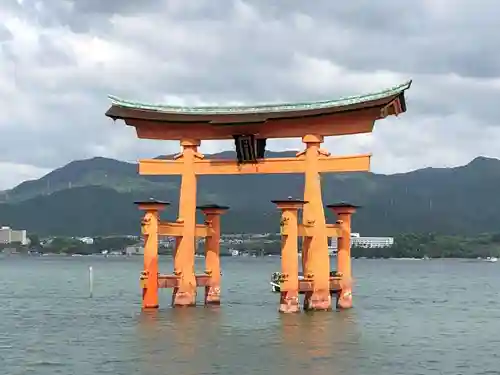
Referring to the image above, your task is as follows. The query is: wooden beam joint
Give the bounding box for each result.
[158,221,210,237]
[140,274,211,289]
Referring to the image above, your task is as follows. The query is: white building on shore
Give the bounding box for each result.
[329,232,394,251]
[125,245,144,255]
[0,226,28,245]
[78,237,94,245]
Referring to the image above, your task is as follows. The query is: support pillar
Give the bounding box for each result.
[197,204,229,306]
[299,135,331,311]
[135,199,169,309]
[272,198,306,313]
[172,139,203,307]
[327,202,359,309]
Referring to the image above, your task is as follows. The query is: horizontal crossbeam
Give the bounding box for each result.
[280,223,342,237]
[139,154,371,175]
[140,274,210,289]
[158,222,210,237]
[298,277,342,293]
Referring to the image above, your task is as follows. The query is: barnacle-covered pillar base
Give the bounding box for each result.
[327,203,359,309]
[272,199,306,313]
[198,204,229,306]
[135,199,169,309]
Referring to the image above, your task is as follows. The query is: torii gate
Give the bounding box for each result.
[105,80,411,313]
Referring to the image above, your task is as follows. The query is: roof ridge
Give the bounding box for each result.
[108,79,412,114]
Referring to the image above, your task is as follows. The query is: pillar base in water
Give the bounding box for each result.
[279,292,300,313]
[142,288,159,310]
[337,288,353,309]
[142,300,159,310]
[172,289,197,307]
[204,286,221,305]
[304,290,332,311]
[142,304,159,310]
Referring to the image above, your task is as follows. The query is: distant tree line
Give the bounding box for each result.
[220,232,500,258]
[3,232,500,259]
[17,235,138,255]
[352,232,500,259]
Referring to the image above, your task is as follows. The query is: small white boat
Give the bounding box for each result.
[485,257,498,263]
[270,272,304,292]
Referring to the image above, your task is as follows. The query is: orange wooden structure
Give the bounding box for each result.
[106,80,411,312]
[328,202,359,309]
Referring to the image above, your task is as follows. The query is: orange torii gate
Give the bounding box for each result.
[105,80,411,313]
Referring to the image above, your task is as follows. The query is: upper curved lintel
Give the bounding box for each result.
[107,80,412,115]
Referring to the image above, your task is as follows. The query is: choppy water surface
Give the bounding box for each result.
[1,256,499,375]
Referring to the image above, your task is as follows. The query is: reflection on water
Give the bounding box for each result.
[279,311,360,374]
[137,308,223,375]
[133,296,362,375]
[135,299,362,375]
[1,256,500,375]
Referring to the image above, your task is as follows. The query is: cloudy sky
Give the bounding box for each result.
[1,0,499,189]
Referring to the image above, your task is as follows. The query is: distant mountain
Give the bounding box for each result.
[1,153,499,236]
[0,157,158,203]
[0,151,297,203]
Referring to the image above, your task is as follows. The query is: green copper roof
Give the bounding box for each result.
[108,80,411,115]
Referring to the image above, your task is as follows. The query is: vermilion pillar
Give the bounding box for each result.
[272,198,307,313]
[173,139,202,307]
[197,204,229,306]
[300,134,331,311]
[135,199,169,309]
[327,202,359,309]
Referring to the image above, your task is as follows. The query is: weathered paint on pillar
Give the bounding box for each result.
[135,199,169,309]
[198,204,229,305]
[273,199,306,313]
[172,139,202,307]
[327,203,359,309]
[299,135,331,311]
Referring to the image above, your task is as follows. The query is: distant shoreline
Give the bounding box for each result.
[1,253,497,262]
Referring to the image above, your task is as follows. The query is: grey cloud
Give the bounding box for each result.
[398,79,500,126]
[14,0,500,78]
[17,0,170,33]
[253,0,429,34]
[1,0,500,188]
[252,0,500,79]
[0,25,12,43]
[69,0,161,14]
[36,34,77,67]
[2,0,20,12]
[45,0,237,23]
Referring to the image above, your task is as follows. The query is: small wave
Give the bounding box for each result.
[101,357,141,365]
[26,360,66,367]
